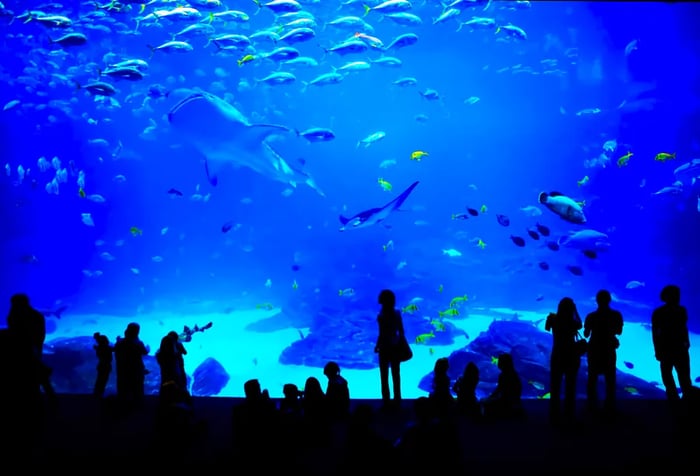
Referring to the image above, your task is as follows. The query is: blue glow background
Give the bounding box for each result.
[1,0,699,397]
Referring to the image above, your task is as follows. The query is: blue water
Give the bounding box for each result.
[1,0,699,398]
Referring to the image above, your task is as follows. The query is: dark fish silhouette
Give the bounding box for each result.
[339,181,419,231]
[510,235,526,247]
[496,214,510,226]
[566,265,583,276]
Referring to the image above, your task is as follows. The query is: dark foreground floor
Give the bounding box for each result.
[7,395,698,473]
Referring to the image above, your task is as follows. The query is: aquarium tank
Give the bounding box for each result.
[1,0,699,400]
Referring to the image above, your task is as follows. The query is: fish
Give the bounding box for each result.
[510,235,526,247]
[496,214,510,226]
[297,127,335,142]
[538,191,586,224]
[566,265,583,276]
[557,229,610,251]
[339,181,419,231]
[40,305,68,319]
[167,91,324,195]
[527,228,540,240]
[538,262,549,271]
[535,223,550,236]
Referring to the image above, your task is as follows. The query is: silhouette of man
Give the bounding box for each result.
[652,285,694,402]
[584,290,623,418]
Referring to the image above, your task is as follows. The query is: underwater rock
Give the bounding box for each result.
[191,357,230,396]
[418,319,666,399]
[278,307,464,370]
[44,336,160,395]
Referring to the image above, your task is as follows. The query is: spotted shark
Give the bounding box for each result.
[167,91,324,196]
[339,181,419,231]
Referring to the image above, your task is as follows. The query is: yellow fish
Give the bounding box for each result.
[255,302,274,310]
[577,175,590,187]
[429,319,446,332]
[382,240,394,252]
[449,295,468,308]
[476,239,486,250]
[480,204,487,213]
[437,284,444,293]
[617,151,633,167]
[338,288,355,296]
[377,177,392,191]
[654,152,676,162]
[415,331,435,344]
[410,150,429,161]
[78,187,86,198]
[438,308,459,318]
[130,226,143,236]
[428,347,435,355]
[402,304,419,314]
[537,392,551,400]
[237,54,255,67]
[491,355,499,365]
[292,279,298,290]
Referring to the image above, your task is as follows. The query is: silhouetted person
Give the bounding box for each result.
[6,293,56,402]
[156,330,187,392]
[482,353,524,421]
[375,288,406,409]
[584,290,623,418]
[301,375,329,447]
[93,332,114,398]
[546,297,583,425]
[113,322,149,410]
[0,295,48,461]
[230,379,280,467]
[338,403,395,474]
[652,285,694,402]
[429,357,454,419]
[395,396,462,472]
[323,361,350,421]
[453,361,481,420]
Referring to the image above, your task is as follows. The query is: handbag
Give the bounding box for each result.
[574,331,588,357]
[397,334,413,362]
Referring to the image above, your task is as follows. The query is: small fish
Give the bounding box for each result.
[510,235,526,247]
[545,241,560,251]
[402,304,419,313]
[582,249,597,259]
[538,262,549,271]
[382,239,394,251]
[625,280,645,289]
[535,223,550,236]
[566,265,583,276]
[449,295,468,308]
[654,152,676,162]
[439,308,459,318]
[466,207,479,217]
[339,288,355,296]
[617,151,633,167]
[167,188,183,196]
[451,213,469,220]
[221,221,234,233]
[129,226,143,236]
[411,150,429,161]
[623,361,634,369]
[496,214,510,226]
[535,294,544,302]
[527,228,540,240]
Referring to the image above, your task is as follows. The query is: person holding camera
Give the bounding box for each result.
[545,297,584,425]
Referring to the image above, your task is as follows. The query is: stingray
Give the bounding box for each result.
[339,181,419,231]
[167,91,324,196]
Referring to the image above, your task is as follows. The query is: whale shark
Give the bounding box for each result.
[167,91,324,196]
[339,181,419,231]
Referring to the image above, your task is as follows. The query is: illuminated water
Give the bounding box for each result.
[1,0,699,398]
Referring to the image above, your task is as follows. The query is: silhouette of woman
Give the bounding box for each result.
[374,289,406,409]
[545,297,583,424]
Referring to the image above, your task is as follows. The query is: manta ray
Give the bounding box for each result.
[339,181,419,231]
[167,91,324,196]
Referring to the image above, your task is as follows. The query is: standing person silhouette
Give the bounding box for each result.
[651,285,694,403]
[545,297,583,425]
[584,290,623,419]
[374,289,406,410]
